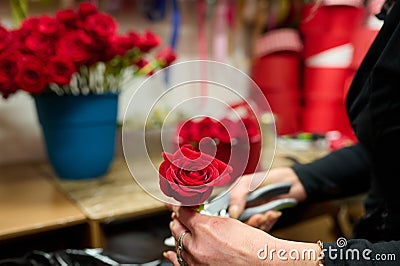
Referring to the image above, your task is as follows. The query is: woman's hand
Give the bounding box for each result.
[228,167,307,231]
[164,206,276,265]
[163,206,320,266]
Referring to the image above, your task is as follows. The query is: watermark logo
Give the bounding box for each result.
[257,244,322,261]
[257,237,396,262]
[336,237,347,248]
[122,60,276,205]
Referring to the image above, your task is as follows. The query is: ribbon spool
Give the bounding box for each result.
[266,92,302,135]
[350,19,380,71]
[302,100,352,135]
[300,2,365,138]
[300,2,365,58]
[250,28,303,135]
[303,67,352,102]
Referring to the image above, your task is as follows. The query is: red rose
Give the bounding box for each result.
[159,145,233,205]
[9,28,27,51]
[156,46,176,67]
[78,2,98,18]
[198,117,213,141]
[177,116,261,145]
[0,25,10,52]
[178,117,231,144]
[57,30,93,66]
[127,30,142,48]
[241,117,261,141]
[177,120,199,143]
[139,30,161,52]
[85,13,117,41]
[0,51,20,98]
[228,102,261,139]
[199,117,226,141]
[21,17,39,32]
[56,9,83,29]
[47,56,77,86]
[111,35,135,57]
[225,117,260,141]
[15,56,47,94]
[25,33,55,58]
[216,118,233,143]
[134,58,148,69]
[37,15,64,37]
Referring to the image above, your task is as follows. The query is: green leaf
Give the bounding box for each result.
[10,0,28,27]
[196,203,205,212]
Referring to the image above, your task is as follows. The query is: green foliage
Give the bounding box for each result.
[10,0,28,27]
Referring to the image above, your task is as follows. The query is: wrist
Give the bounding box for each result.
[275,238,321,265]
[262,167,297,185]
[263,167,307,202]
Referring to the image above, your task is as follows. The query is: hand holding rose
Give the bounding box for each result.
[164,205,272,265]
[164,206,320,266]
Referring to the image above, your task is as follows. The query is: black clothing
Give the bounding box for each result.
[291,0,400,264]
[292,144,370,202]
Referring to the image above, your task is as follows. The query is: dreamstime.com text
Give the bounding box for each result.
[257,237,396,262]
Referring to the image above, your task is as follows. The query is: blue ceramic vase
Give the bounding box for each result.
[34,93,119,180]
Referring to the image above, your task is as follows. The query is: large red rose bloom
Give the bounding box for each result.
[159,144,233,206]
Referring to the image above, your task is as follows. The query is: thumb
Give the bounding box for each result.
[247,210,282,231]
[163,251,179,266]
[228,186,248,219]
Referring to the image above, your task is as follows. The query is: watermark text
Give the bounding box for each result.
[257,237,396,262]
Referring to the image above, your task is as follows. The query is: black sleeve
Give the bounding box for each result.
[291,143,371,202]
[324,239,400,265]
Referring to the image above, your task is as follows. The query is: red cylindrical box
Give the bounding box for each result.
[251,53,300,92]
[300,2,365,35]
[350,26,379,69]
[302,100,352,135]
[303,67,352,101]
[299,2,365,135]
[250,28,303,135]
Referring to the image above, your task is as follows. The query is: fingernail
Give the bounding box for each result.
[171,212,176,219]
[163,252,168,259]
[229,205,239,219]
[259,214,268,223]
[169,221,173,229]
[273,211,282,218]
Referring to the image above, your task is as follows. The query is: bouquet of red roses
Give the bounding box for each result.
[0,2,175,99]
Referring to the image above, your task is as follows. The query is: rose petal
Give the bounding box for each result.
[158,143,233,205]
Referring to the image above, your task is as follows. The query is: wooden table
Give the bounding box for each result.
[0,163,86,241]
[0,145,332,256]
[0,163,89,259]
[36,145,330,248]
[37,156,168,247]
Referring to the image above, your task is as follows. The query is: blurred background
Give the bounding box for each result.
[0,0,383,165]
[0,0,383,263]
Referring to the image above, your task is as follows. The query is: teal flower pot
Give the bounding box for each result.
[34,93,119,180]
